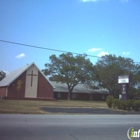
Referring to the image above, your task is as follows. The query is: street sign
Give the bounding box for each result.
[122,84,127,94]
[118,75,129,84]
[118,75,129,100]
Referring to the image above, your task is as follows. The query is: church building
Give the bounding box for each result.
[0,63,55,100]
[0,63,109,101]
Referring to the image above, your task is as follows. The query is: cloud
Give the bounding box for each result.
[3,70,9,75]
[15,53,25,59]
[97,51,109,57]
[122,52,130,55]
[88,48,102,52]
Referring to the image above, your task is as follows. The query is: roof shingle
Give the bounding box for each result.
[51,81,109,94]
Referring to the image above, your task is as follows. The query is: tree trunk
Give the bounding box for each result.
[67,84,76,100]
[67,91,72,100]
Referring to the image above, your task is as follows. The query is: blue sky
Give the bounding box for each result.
[0,0,140,74]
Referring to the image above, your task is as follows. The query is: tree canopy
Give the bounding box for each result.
[0,71,6,81]
[94,55,138,97]
[42,53,140,99]
[42,52,93,100]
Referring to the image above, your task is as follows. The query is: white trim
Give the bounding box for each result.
[25,65,38,98]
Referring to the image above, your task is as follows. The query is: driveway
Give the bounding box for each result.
[41,107,140,114]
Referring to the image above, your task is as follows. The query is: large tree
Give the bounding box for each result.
[94,55,137,97]
[0,71,6,81]
[131,64,140,98]
[42,52,93,100]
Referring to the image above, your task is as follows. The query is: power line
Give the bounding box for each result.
[0,39,99,58]
[0,39,140,64]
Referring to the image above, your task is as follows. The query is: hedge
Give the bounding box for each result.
[106,96,140,111]
[106,95,114,108]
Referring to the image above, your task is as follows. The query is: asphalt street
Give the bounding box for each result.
[0,114,140,140]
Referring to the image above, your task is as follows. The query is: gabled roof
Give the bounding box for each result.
[51,81,109,94]
[0,62,55,88]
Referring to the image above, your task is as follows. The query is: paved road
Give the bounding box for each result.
[0,114,140,140]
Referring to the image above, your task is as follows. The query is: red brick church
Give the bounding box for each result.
[0,63,109,101]
[0,63,55,100]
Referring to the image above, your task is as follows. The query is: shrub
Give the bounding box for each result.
[113,99,139,111]
[106,95,114,108]
[131,99,136,110]
[113,99,120,109]
[113,99,131,110]
[132,100,140,111]
[117,100,126,110]
[108,96,140,111]
[121,100,126,110]
[125,100,132,111]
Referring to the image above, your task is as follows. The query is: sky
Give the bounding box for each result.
[0,0,140,74]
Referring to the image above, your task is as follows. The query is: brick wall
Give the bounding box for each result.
[74,93,90,100]
[0,87,6,97]
[92,94,108,101]
[8,71,26,99]
[54,92,108,101]
[54,92,68,100]
[37,71,54,99]
[7,70,54,100]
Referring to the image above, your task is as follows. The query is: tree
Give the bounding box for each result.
[131,64,140,98]
[0,71,6,81]
[42,52,93,100]
[94,55,137,97]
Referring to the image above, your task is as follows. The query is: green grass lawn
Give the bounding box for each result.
[0,99,107,114]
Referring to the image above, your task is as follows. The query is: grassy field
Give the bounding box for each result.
[0,99,107,114]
